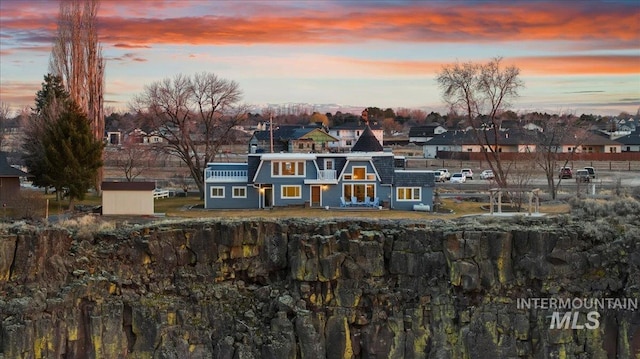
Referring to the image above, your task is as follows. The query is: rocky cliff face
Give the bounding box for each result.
[0,215,638,358]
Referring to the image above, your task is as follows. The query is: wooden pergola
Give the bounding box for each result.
[488,188,541,215]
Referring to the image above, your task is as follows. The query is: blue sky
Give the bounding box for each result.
[1,0,638,116]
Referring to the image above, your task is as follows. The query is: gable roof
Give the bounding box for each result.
[615,131,640,145]
[351,125,383,152]
[0,153,31,178]
[293,128,338,142]
[101,182,156,191]
[408,124,443,137]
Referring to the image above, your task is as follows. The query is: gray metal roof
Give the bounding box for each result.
[394,171,435,187]
[0,152,31,178]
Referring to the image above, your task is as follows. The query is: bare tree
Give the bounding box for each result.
[50,0,105,192]
[437,57,524,188]
[0,102,11,151]
[131,72,248,198]
[116,137,152,182]
[530,115,589,199]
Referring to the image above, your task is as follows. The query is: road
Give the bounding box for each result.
[437,170,639,199]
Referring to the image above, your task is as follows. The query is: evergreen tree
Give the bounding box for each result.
[33,74,68,115]
[23,74,69,191]
[41,101,103,207]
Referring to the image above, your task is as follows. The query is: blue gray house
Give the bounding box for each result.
[204,125,435,211]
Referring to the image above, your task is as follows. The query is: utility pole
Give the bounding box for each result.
[270,114,274,153]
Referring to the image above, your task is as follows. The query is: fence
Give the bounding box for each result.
[153,189,171,199]
[422,151,640,171]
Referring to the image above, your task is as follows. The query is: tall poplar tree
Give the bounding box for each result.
[50,0,105,193]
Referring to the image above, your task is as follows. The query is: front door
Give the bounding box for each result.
[310,185,321,207]
[263,186,273,208]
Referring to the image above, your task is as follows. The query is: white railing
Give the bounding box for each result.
[153,189,170,199]
[317,169,336,180]
[205,169,248,182]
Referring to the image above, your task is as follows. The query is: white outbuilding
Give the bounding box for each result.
[101,181,155,215]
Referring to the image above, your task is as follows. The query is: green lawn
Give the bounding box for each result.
[41,193,570,220]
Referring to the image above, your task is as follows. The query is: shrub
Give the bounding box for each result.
[57,215,116,240]
[569,196,640,223]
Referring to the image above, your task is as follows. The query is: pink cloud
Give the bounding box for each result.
[1,1,636,48]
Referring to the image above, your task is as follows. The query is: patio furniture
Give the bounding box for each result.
[364,197,371,206]
[371,197,380,207]
[340,197,351,207]
[351,196,361,206]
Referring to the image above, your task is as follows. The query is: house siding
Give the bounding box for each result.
[393,187,434,211]
[205,183,259,209]
[204,152,435,211]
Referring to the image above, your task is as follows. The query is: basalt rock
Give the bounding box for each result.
[0,217,638,358]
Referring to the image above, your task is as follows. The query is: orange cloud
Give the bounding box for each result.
[340,55,640,76]
[91,1,638,47]
[511,55,640,75]
[0,1,637,50]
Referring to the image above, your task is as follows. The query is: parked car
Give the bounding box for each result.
[480,170,495,180]
[583,166,596,179]
[431,170,446,182]
[438,169,451,180]
[575,169,590,183]
[450,173,466,184]
[559,167,573,179]
[461,168,473,180]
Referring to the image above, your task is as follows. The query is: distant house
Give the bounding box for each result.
[205,126,434,211]
[248,125,338,153]
[106,131,122,146]
[101,181,155,215]
[562,132,622,153]
[422,130,536,158]
[616,131,640,152]
[0,152,32,203]
[408,123,447,144]
[125,128,164,145]
[327,122,384,151]
[422,131,464,158]
[423,127,624,158]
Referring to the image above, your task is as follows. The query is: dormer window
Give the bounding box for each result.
[272,161,305,176]
[343,166,375,180]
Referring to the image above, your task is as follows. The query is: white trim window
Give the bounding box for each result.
[232,186,247,198]
[324,159,334,170]
[281,185,301,199]
[397,187,421,201]
[272,161,305,177]
[343,166,376,181]
[210,186,225,198]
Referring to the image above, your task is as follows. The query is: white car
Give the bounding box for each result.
[450,173,466,184]
[461,168,473,180]
[431,170,446,182]
[480,170,495,180]
[437,169,451,180]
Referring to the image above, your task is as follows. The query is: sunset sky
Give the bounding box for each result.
[1,0,639,116]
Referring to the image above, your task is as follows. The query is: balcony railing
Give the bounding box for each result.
[317,169,336,180]
[205,169,248,182]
